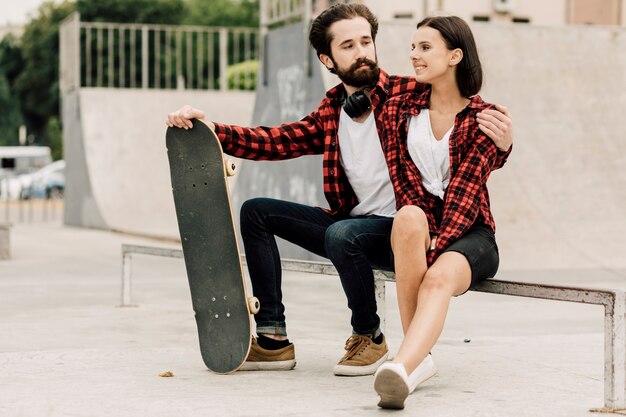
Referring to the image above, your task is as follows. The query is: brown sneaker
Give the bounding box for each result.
[239,337,296,371]
[333,334,389,376]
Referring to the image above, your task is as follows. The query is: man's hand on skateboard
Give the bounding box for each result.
[166,105,215,131]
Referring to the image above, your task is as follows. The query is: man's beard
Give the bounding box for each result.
[333,57,380,88]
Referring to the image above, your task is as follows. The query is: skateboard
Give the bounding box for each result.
[166,119,259,374]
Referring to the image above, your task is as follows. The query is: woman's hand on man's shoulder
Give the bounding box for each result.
[476,104,512,152]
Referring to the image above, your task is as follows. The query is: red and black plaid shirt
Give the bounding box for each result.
[213,69,427,216]
[382,88,511,264]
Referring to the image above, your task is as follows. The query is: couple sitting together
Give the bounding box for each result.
[166,3,512,410]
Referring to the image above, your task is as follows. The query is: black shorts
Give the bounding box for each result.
[442,223,499,288]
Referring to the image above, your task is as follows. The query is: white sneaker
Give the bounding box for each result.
[407,354,437,393]
[374,362,410,409]
[374,354,438,409]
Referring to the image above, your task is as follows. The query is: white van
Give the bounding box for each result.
[0,146,52,175]
[0,147,53,199]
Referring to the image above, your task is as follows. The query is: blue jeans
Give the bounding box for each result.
[240,198,394,337]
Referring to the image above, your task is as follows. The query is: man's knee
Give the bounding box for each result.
[324,221,359,257]
[240,197,272,227]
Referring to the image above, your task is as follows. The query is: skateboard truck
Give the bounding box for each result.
[225,159,236,176]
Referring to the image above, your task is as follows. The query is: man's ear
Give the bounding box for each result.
[450,48,463,66]
[319,53,334,71]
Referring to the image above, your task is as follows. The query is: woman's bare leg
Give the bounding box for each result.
[390,206,431,334]
[393,251,472,374]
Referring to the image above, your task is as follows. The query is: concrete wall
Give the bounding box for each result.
[570,0,621,25]
[433,0,567,25]
[229,22,329,260]
[63,91,108,230]
[364,0,566,25]
[365,0,624,25]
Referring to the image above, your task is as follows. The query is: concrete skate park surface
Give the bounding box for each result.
[2,222,623,417]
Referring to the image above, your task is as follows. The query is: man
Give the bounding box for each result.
[166,4,512,377]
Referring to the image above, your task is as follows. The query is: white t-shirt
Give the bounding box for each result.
[337,109,397,217]
[407,109,451,199]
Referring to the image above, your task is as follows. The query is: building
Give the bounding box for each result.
[313,0,626,26]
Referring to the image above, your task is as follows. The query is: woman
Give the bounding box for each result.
[374,16,511,409]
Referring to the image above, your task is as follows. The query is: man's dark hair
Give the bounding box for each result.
[417,16,483,97]
[309,4,378,59]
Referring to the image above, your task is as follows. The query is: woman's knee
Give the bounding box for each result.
[391,206,429,245]
[419,267,456,296]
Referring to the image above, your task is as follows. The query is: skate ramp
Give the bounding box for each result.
[229,22,328,259]
[63,88,254,239]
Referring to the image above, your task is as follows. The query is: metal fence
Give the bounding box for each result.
[0,199,64,224]
[60,13,260,93]
[0,174,64,224]
[59,3,325,94]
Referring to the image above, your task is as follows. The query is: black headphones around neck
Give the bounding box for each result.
[342,89,372,119]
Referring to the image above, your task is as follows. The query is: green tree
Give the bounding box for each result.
[13,0,76,151]
[47,116,63,160]
[0,35,24,146]
[183,0,259,27]
[0,73,23,146]
[76,0,185,24]
[182,0,259,90]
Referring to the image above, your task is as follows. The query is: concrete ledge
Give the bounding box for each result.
[0,223,12,260]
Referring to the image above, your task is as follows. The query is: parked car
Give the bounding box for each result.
[25,160,66,199]
[0,160,66,200]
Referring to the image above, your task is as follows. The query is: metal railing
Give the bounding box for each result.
[60,13,260,92]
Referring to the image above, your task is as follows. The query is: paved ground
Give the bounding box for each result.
[1,222,624,417]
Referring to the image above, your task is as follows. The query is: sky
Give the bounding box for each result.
[1,0,49,26]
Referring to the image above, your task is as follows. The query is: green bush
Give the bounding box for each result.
[47,116,63,161]
[227,60,257,91]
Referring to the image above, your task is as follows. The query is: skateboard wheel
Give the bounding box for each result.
[248,297,260,314]
[225,159,236,176]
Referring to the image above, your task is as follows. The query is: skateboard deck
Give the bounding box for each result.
[166,119,256,374]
